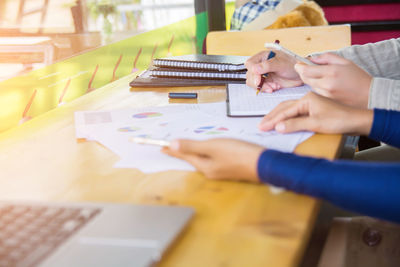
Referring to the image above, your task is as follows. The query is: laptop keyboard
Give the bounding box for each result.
[0,204,101,267]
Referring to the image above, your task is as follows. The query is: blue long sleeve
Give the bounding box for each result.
[257,109,400,223]
[369,109,400,147]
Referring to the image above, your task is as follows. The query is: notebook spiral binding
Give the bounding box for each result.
[149,69,247,80]
[152,59,246,72]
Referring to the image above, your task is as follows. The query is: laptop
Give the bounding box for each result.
[0,201,194,267]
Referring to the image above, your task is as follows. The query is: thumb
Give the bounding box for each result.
[275,117,315,133]
[310,52,349,65]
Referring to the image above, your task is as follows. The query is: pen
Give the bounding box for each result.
[264,43,317,66]
[130,137,171,147]
[256,40,280,95]
[168,92,198,99]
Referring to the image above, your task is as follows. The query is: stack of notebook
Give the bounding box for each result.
[129,54,249,87]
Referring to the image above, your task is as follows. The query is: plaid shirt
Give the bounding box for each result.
[231,0,282,30]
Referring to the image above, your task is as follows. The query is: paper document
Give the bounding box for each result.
[227,83,311,117]
[74,103,313,174]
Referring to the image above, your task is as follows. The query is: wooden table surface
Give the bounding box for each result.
[0,25,348,267]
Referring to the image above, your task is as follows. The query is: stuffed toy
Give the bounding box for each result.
[231,0,328,31]
[268,0,328,29]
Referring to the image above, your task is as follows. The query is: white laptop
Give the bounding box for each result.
[0,201,194,267]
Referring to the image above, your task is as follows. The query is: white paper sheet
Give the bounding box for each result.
[227,83,311,116]
[74,103,313,173]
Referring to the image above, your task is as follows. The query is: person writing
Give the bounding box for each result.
[246,38,400,161]
[246,38,400,110]
[162,38,400,224]
[162,92,400,223]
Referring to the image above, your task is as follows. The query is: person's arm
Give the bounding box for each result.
[163,95,400,223]
[369,109,400,147]
[336,38,400,79]
[367,78,400,110]
[258,108,400,223]
[333,38,400,110]
[258,150,400,223]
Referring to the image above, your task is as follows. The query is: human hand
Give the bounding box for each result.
[162,138,264,182]
[259,92,373,135]
[294,53,372,108]
[245,50,304,93]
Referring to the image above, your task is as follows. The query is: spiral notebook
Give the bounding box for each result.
[130,54,249,88]
[149,68,246,80]
[152,54,248,71]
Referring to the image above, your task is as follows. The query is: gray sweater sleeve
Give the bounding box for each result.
[336,38,400,110]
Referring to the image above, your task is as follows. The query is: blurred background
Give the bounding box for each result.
[0,0,208,80]
[0,0,398,134]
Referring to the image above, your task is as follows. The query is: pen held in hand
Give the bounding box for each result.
[256,75,267,95]
[130,137,171,147]
[256,40,279,96]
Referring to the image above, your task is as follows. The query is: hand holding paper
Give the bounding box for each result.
[162,138,264,182]
[259,92,373,135]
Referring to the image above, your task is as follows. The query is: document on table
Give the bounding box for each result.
[74,102,313,173]
[226,83,311,117]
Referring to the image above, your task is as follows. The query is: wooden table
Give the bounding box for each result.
[0,26,348,267]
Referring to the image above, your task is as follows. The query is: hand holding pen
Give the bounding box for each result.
[256,40,280,95]
[245,41,304,94]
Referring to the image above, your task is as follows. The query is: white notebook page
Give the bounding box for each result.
[227,83,311,116]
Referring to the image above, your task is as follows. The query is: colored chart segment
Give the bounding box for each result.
[136,134,151,138]
[194,126,229,135]
[133,112,163,119]
[118,126,141,132]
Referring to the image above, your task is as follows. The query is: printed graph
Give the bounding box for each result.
[136,134,152,138]
[194,126,229,135]
[118,126,141,132]
[133,112,163,119]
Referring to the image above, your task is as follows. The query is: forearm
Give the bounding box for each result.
[257,109,400,223]
[336,39,400,110]
[368,78,400,110]
[369,109,400,147]
[310,39,400,110]
[257,150,400,223]
[336,38,400,79]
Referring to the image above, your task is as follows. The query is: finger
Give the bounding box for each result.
[267,82,278,92]
[261,97,312,132]
[258,75,273,93]
[251,75,276,93]
[295,63,328,79]
[310,53,349,65]
[246,71,264,89]
[246,73,259,89]
[169,139,212,156]
[176,153,211,172]
[270,82,282,92]
[161,146,185,158]
[301,77,334,98]
[262,100,296,123]
[275,116,315,133]
[259,100,297,131]
[162,147,211,172]
[262,82,274,93]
